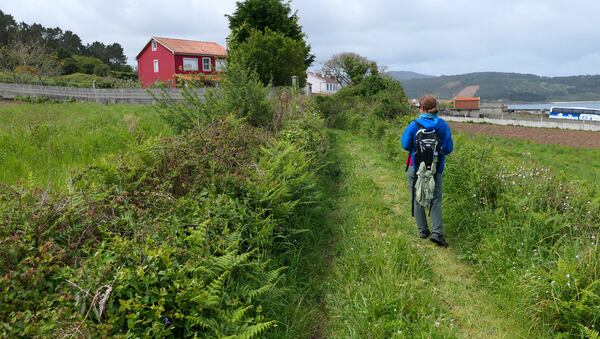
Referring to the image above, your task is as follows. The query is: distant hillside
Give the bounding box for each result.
[400,72,600,102]
[386,71,434,81]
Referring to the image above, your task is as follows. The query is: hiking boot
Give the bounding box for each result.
[430,233,448,247]
[419,230,430,239]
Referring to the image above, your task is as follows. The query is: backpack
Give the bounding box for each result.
[413,121,441,172]
[410,121,441,215]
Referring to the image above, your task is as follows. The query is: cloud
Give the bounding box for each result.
[3,0,600,75]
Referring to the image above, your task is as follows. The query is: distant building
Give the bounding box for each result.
[136,37,227,88]
[306,72,340,94]
[454,97,480,110]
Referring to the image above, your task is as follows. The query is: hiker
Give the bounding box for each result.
[401,95,454,247]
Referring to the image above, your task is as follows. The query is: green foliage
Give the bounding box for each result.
[154,62,272,132]
[322,52,379,86]
[231,28,308,87]
[441,136,600,335]
[316,74,412,129]
[0,95,330,337]
[0,9,127,70]
[62,55,110,76]
[227,0,304,44]
[227,0,314,66]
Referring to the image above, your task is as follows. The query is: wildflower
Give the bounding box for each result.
[551,280,556,286]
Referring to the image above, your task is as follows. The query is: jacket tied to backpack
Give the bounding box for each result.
[415,156,437,210]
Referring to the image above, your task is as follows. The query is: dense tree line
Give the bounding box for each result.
[0,9,130,74]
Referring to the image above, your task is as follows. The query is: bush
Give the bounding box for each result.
[154,61,273,132]
[0,101,329,337]
[315,74,411,129]
[62,55,111,76]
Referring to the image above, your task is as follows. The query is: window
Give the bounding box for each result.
[151,40,157,51]
[183,58,199,71]
[202,57,211,71]
[216,58,226,71]
[153,59,159,73]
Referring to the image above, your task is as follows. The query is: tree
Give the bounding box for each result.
[105,43,127,67]
[322,52,379,86]
[231,29,307,87]
[0,10,17,45]
[227,0,314,66]
[0,39,61,84]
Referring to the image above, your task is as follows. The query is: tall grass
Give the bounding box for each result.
[442,134,600,336]
[0,102,170,189]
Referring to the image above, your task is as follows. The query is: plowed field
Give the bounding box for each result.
[449,122,600,148]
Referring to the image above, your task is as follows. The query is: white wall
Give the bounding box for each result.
[306,73,340,94]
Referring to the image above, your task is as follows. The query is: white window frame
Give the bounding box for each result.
[202,57,212,71]
[183,57,199,72]
[153,59,159,73]
[151,40,157,51]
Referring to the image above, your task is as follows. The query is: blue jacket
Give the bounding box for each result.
[401,114,454,173]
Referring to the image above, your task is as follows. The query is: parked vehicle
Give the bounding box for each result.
[549,106,600,121]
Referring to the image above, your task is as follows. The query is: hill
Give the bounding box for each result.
[399,72,600,102]
[386,70,434,81]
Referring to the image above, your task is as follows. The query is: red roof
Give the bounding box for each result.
[138,37,227,58]
[454,97,480,101]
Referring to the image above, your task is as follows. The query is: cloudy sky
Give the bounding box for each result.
[3,0,600,76]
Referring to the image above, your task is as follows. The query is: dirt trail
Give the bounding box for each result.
[336,131,531,338]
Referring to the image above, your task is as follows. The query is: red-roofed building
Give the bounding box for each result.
[454,97,480,110]
[136,37,227,88]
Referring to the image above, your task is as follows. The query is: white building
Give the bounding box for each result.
[306,72,340,94]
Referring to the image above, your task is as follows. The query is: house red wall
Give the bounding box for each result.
[137,41,176,88]
[454,98,480,110]
[173,55,217,75]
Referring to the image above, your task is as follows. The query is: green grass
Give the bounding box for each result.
[0,102,170,189]
[442,132,599,336]
[318,130,456,337]
[454,131,600,182]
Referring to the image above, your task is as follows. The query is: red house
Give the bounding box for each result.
[136,37,227,88]
[454,97,480,110]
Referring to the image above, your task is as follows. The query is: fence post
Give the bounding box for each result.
[291,75,298,90]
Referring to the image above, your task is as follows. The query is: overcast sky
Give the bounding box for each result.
[3,0,600,76]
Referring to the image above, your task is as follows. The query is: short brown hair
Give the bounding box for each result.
[419,95,438,113]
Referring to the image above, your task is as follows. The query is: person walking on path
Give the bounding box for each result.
[401,95,454,247]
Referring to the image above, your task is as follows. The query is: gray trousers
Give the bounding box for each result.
[406,166,444,236]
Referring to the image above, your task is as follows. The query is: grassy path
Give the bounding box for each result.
[317,130,534,338]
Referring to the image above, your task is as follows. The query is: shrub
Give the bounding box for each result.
[62,55,111,75]
[154,62,272,132]
[0,103,329,337]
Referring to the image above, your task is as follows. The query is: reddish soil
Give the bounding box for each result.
[449,122,600,148]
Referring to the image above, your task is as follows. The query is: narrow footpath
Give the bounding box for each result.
[316,130,534,338]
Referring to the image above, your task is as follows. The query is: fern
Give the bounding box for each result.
[580,325,599,339]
